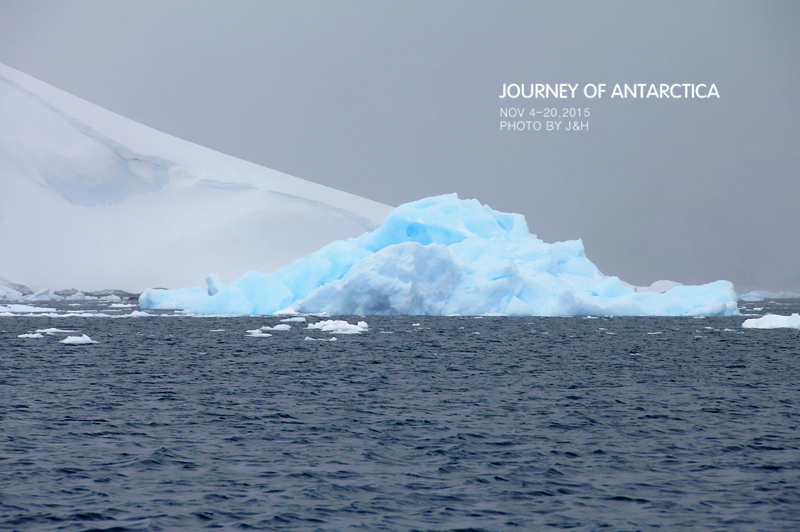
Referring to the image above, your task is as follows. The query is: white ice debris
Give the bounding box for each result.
[246,330,273,337]
[280,317,307,322]
[307,320,369,334]
[741,313,800,330]
[18,332,44,338]
[60,334,98,344]
[260,324,291,331]
[125,311,152,317]
[36,328,75,335]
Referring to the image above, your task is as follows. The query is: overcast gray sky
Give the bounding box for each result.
[1,0,798,292]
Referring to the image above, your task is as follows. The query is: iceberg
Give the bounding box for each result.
[741,314,800,330]
[140,195,739,317]
[739,290,800,302]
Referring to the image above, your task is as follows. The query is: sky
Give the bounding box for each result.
[0,0,798,293]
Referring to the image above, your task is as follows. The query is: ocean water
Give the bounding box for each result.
[1,300,799,531]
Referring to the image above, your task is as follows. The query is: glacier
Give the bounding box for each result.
[0,62,391,292]
[140,194,739,317]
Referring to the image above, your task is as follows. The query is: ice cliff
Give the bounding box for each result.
[140,194,739,316]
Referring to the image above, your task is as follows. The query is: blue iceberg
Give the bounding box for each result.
[139,194,739,316]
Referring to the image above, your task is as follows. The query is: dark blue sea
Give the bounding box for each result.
[2,299,799,531]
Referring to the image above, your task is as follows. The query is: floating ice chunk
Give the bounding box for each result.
[18,332,44,338]
[260,324,291,331]
[280,317,307,323]
[647,331,662,335]
[125,311,152,317]
[246,330,273,337]
[36,328,75,335]
[739,293,763,302]
[741,313,800,330]
[61,334,97,344]
[209,329,225,332]
[303,336,336,341]
[307,319,369,334]
[109,303,135,308]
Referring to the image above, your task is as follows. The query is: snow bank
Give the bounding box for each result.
[140,195,739,317]
[60,334,98,344]
[741,313,800,330]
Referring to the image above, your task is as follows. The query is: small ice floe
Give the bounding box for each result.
[60,334,98,344]
[583,316,599,319]
[307,320,368,334]
[260,324,291,331]
[473,331,481,335]
[741,313,800,330]
[412,323,421,327]
[606,331,616,335]
[18,332,44,338]
[126,311,152,317]
[280,317,307,323]
[647,332,662,335]
[304,336,337,341]
[753,307,764,311]
[209,329,225,332]
[245,329,273,337]
[36,328,75,335]
[109,303,135,308]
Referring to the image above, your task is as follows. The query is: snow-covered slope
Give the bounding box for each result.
[0,63,392,292]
